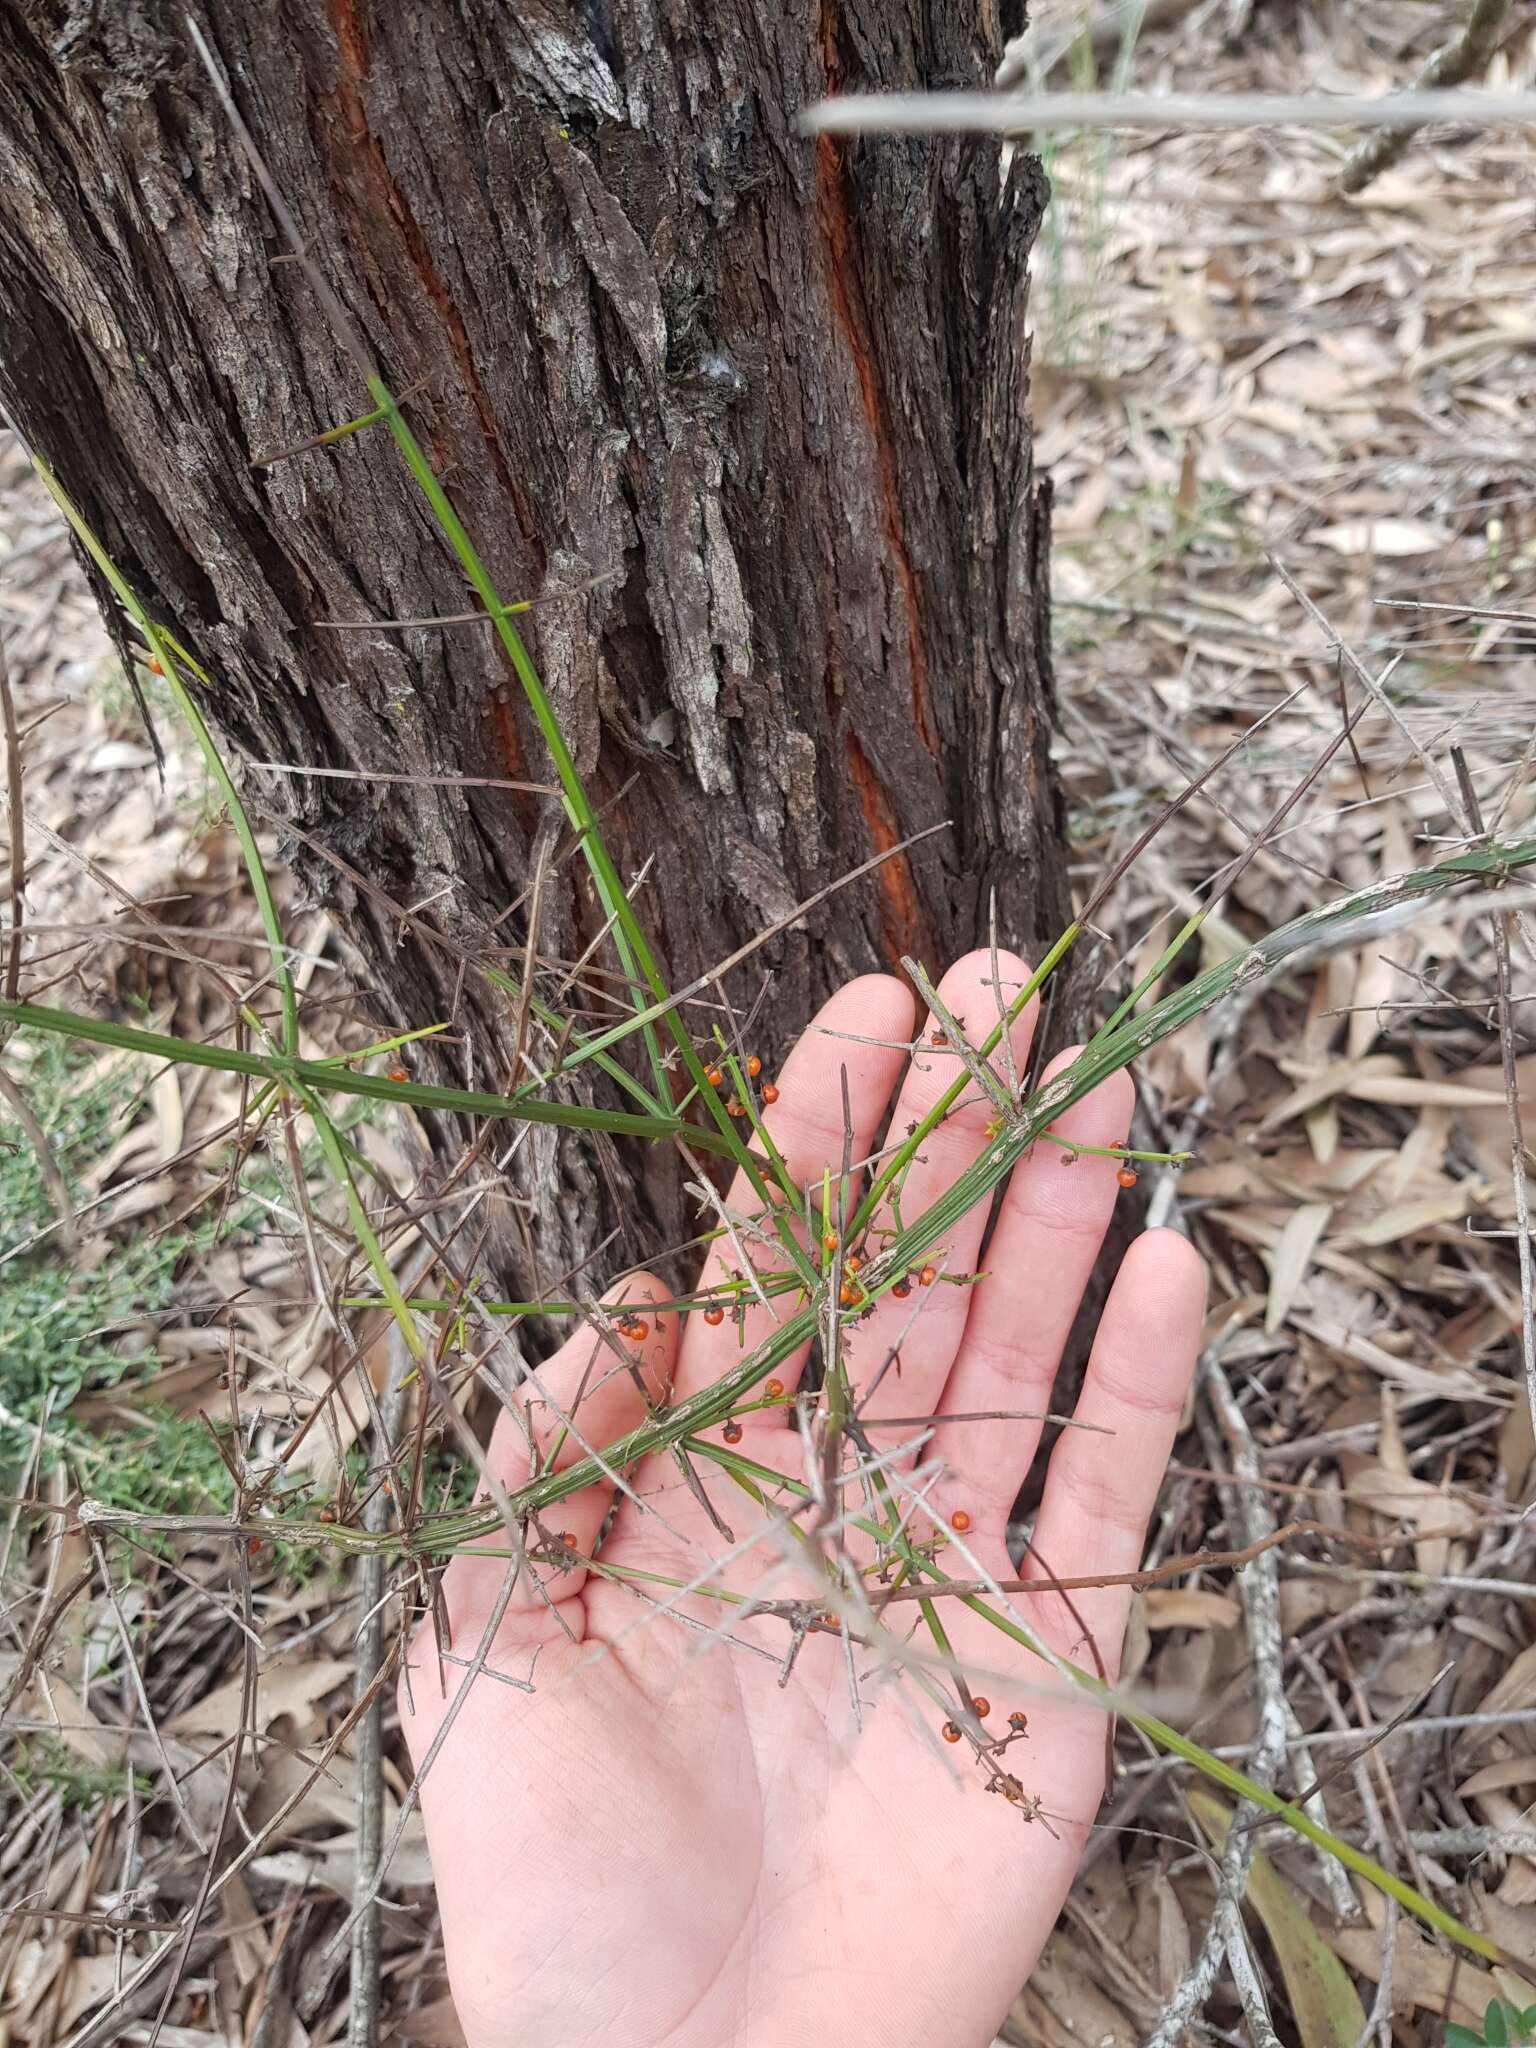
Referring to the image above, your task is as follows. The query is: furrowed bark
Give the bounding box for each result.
[0,0,1067,1293]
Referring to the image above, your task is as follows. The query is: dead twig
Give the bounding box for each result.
[1339,0,1513,194]
[1144,1344,1301,2048]
[348,1326,411,2048]
[1453,749,1536,1442]
[0,627,24,1003]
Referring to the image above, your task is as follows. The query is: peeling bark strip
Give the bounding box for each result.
[0,0,1068,1292]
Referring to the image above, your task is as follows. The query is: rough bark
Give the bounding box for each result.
[0,0,1068,1296]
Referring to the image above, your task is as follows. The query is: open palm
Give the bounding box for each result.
[401,953,1204,2048]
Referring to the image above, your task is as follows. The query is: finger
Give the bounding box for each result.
[930,1053,1134,1537]
[443,1272,677,1636]
[671,973,914,1406]
[1024,1229,1205,1676]
[845,950,1037,1442]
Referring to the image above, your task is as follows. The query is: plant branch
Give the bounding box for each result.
[1339,0,1513,193]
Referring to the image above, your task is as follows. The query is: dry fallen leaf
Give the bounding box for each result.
[1312,517,1450,556]
[1142,1588,1242,1631]
[1009,1929,1140,2048]
[1327,1912,1491,2026]
[1345,1460,1477,1578]
[393,1993,470,2046]
[1265,1200,1333,1334]
[168,1654,352,1743]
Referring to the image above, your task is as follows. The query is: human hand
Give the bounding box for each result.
[401,952,1205,2048]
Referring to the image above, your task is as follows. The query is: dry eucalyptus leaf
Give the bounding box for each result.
[1142,1589,1242,1631]
[1312,518,1449,556]
[1265,1200,1333,1334]
[168,1654,352,1743]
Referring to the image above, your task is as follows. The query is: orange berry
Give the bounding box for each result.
[388,1065,408,1083]
[930,1028,948,1047]
[146,656,163,675]
[919,1264,938,1287]
[723,1419,743,1444]
[951,1509,972,1533]
[703,1305,725,1326]
[318,1505,337,1524]
[706,1065,724,1087]
[847,1251,864,1272]
[248,1537,261,1558]
[892,1276,912,1299]
[626,1318,649,1340]
[727,1095,747,1117]
[972,1696,991,1720]
[942,1720,962,1743]
[820,1612,839,1630]
[823,1231,839,1253]
[746,1054,762,1078]
[761,1082,779,1104]
[840,1282,863,1307]
[765,1379,784,1399]
[1116,1166,1139,1189]
[560,1532,576,1548]
[1009,1710,1028,1733]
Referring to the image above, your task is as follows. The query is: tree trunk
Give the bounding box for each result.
[0,0,1067,1296]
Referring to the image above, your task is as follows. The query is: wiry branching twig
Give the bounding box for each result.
[82,1528,206,1856]
[1453,751,1536,1441]
[1272,559,1466,828]
[1222,1891,1283,2048]
[0,629,24,1004]
[1144,1344,1292,2048]
[1339,0,1513,193]
[348,1328,410,2048]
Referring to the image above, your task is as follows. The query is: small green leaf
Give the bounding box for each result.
[1489,1999,1510,2048]
[1445,2027,1483,2048]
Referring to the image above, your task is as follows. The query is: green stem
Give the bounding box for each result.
[0,1000,741,1156]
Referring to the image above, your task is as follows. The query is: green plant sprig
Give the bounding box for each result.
[709,1043,819,1288]
[1032,1133,1191,1165]
[1449,2000,1536,2048]
[78,39,1536,1960]
[67,836,1536,1965]
[144,622,676,1124]
[365,385,787,1212]
[88,821,1536,1569]
[0,1000,744,1158]
[32,460,300,1060]
[686,1439,1506,1968]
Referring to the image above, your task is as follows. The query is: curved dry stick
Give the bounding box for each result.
[1340,0,1513,195]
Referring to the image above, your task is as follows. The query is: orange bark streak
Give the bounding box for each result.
[814,13,940,761]
[324,0,536,544]
[845,729,925,974]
